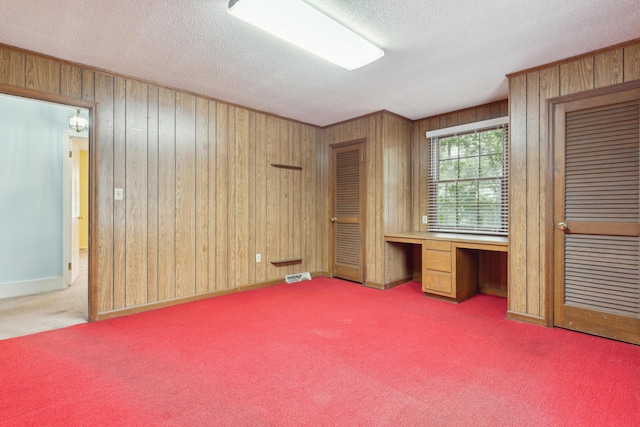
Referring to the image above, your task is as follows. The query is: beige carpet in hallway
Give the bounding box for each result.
[0,252,88,340]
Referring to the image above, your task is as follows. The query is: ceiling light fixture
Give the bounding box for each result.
[69,109,87,132]
[227,0,384,70]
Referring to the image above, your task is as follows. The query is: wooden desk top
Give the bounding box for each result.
[385,231,508,249]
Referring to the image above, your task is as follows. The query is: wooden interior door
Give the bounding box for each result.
[331,142,365,283]
[553,88,640,344]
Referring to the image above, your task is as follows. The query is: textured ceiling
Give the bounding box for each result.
[0,0,639,126]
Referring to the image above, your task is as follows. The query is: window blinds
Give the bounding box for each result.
[426,117,509,235]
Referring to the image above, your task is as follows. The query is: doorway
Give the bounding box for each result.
[68,134,89,285]
[331,140,366,283]
[551,84,640,344]
[0,91,94,338]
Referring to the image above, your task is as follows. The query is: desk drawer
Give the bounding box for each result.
[423,270,452,294]
[424,250,452,272]
[424,240,451,252]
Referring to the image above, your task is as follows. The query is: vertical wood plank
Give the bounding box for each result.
[234,107,249,287]
[594,49,623,88]
[215,103,229,290]
[124,80,148,307]
[338,122,351,143]
[538,66,559,318]
[403,120,413,231]
[311,127,321,273]
[280,120,291,274]
[112,77,126,309]
[320,127,331,275]
[396,117,406,232]
[158,88,176,300]
[266,116,280,280]
[560,57,594,95]
[458,109,476,125]
[195,97,209,294]
[419,119,430,232]
[227,106,237,287]
[411,120,421,231]
[147,86,159,303]
[60,63,82,99]
[364,117,375,281]
[323,127,333,275]
[500,252,508,292]
[255,113,267,282]
[293,123,302,272]
[491,252,501,290]
[95,73,114,313]
[386,116,397,281]
[354,118,364,139]
[490,103,501,119]
[499,100,509,117]
[288,122,299,276]
[525,72,540,317]
[479,252,490,288]
[301,124,313,274]
[81,69,95,102]
[375,113,385,284]
[384,114,397,232]
[623,44,640,82]
[476,105,491,121]
[25,55,60,94]
[445,112,458,128]
[0,47,25,87]
[248,111,256,284]
[207,100,218,291]
[175,93,196,298]
[509,74,528,314]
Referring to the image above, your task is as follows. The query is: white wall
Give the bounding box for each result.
[0,94,87,298]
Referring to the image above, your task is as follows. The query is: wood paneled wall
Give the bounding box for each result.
[0,44,321,318]
[320,112,413,287]
[5,37,638,323]
[507,39,640,323]
[383,113,414,284]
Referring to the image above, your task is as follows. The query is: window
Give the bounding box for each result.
[427,117,508,235]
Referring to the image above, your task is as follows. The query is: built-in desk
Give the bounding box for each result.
[385,231,508,302]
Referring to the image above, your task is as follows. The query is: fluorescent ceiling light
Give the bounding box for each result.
[228,0,384,70]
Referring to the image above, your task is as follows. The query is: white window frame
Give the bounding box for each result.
[426,117,509,235]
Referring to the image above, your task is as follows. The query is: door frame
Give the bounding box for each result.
[545,79,640,328]
[64,132,89,286]
[329,138,367,282]
[0,83,98,321]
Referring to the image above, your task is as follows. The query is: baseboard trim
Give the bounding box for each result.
[312,271,330,278]
[0,276,66,299]
[364,276,413,291]
[364,280,386,290]
[478,287,508,298]
[506,311,549,327]
[97,273,324,321]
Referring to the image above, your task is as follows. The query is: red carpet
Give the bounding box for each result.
[1,278,638,426]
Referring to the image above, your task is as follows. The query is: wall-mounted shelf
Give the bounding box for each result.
[270,163,302,171]
[271,258,303,266]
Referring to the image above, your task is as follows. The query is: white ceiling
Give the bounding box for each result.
[0,0,639,126]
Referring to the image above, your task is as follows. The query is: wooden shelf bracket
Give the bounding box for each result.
[270,258,303,266]
[270,163,302,171]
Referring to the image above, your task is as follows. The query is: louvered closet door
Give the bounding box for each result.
[332,143,365,283]
[553,88,640,344]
